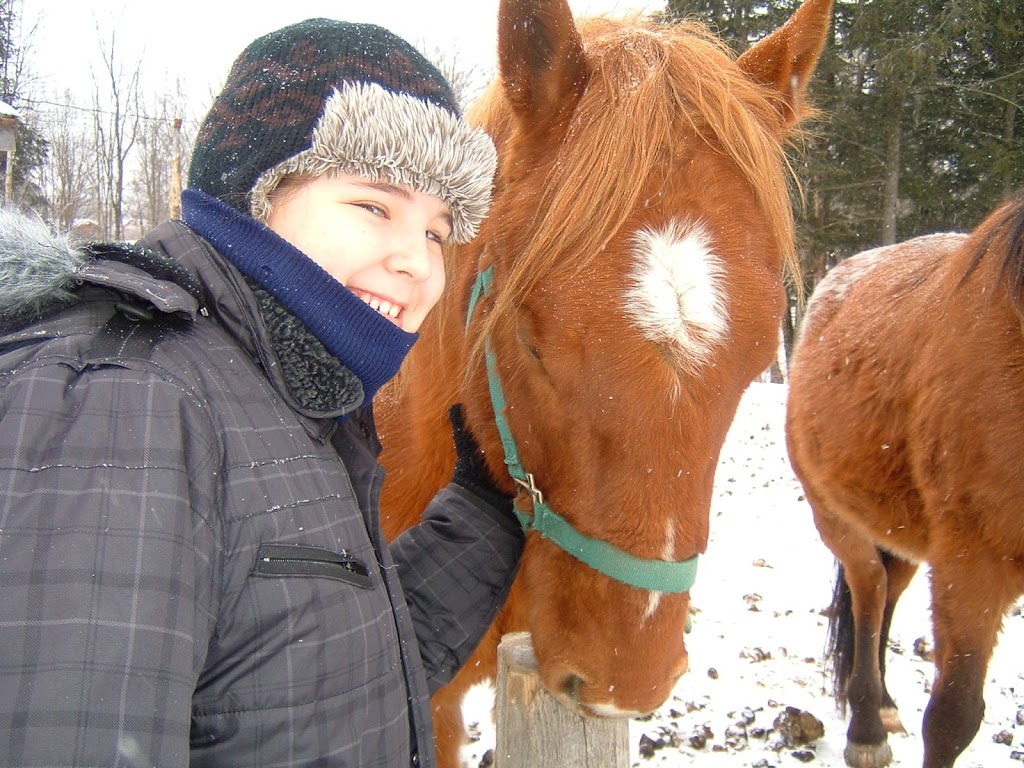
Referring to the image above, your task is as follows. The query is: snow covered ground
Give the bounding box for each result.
[460,382,1024,767]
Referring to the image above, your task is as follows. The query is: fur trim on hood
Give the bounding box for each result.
[0,208,86,324]
[0,209,202,333]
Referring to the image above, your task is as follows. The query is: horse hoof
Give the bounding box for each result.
[844,740,893,768]
[879,706,907,734]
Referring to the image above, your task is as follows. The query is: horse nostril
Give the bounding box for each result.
[560,673,586,701]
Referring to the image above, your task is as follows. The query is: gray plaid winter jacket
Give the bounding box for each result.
[0,211,522,767]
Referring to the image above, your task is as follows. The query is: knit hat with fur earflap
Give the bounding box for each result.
[187,18,496,243]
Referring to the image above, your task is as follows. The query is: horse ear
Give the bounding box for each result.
[737,0,833,130]
[497,0,589,131]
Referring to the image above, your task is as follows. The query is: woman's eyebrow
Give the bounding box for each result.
[353,180,413,200]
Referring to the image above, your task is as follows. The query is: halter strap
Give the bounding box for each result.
[466,266,699,593]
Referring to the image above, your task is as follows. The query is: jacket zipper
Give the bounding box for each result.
[252,543,373,589]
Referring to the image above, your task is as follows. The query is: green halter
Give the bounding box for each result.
[466,265,699,593]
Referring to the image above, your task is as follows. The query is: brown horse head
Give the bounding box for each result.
[378,0,833,728]
[443,0,833,717]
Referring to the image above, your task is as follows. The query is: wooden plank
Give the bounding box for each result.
[494,632,629,768]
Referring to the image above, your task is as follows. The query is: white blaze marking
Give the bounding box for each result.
[625,220,729,370]
[642,520,677,623]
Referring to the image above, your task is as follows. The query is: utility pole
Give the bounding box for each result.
[169,117,182,219]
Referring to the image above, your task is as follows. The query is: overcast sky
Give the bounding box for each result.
[26,0,663,120]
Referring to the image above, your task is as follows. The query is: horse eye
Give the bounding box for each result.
[516,329,542,361]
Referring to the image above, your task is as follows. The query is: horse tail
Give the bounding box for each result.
[824,559,855,713]
[825,548,897,714]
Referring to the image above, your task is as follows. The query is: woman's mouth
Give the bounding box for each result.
[354,290,403,324]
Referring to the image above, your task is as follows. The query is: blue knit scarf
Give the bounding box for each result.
[181,189,416,403]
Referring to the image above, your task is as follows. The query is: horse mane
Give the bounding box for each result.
[962,191,1024,314]
[470,14,802,341]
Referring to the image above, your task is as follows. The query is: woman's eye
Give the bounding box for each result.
[427,230,449,245]
[358,203,387,218]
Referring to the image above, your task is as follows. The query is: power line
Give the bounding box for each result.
[22,96,186,124]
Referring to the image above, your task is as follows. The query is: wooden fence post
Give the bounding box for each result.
[495,632,630,768]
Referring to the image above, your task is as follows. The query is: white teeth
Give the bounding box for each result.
[357,291,402,320]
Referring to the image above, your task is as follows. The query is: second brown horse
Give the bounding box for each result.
[787,193,1024,768]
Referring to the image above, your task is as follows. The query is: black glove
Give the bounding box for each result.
[449,404,516,523]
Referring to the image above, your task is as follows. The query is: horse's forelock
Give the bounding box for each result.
[478,15,800,340]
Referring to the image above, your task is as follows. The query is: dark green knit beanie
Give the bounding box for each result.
[187,18,496,243]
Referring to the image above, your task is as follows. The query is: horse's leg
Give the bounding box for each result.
[432,621,503,768]
[921,556,1013,768]
[877,553,918,733]
[841,550,896,768]
[810,492,894,768]
[431,679,472,768]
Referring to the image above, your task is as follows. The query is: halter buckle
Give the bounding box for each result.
[513,472,545,507]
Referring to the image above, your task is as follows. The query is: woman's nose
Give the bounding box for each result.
[387,234,433,281]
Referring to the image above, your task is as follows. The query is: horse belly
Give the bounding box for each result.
[906,364,1024,562]
[786,378,927,563]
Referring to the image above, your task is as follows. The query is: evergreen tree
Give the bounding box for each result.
[659,0,1023,352]
[658,0,793,50]
[0,0,47,209]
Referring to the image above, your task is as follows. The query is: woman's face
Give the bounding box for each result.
[266,172,452,333]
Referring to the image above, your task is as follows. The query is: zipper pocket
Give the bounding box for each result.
[252,543,373,589]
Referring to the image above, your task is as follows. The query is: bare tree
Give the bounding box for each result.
[130,95,172,232]
[38,92,93,230]
[129,112,167,233]
[128,77,200,233]
[419,43,493,112]
[91,25,141,240]
[0,0,42,98]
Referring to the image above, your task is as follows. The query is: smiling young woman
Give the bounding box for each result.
[0,17,521,768]
[265,172,452,332]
